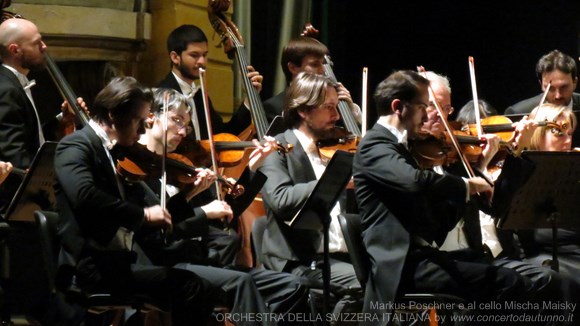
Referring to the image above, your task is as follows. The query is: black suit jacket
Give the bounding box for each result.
[263,90,286,123]
[259,129,319,272]
[505,93,580,115]
[352,123,466,317]
[54,126,145,271]
[157,73,252,140]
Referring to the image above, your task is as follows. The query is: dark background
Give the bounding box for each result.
[252,0,580,124]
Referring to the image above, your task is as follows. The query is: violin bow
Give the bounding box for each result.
[161,91,169,210]
[160,91,170,242]
[418,66,478,180]
[530,80,551,121]
[361,67,368,137]
[468,57,483,139]
[198,68,222,201]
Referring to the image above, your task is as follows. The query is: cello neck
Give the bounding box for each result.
[208,8,269,140]
[323,54,362,137]
[44,53,90,126]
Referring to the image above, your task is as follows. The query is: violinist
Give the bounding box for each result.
[0,18,85,211]
[263,36,361,126]
[422,74,572,321]
[137,87,309,321]
[352,70,529,324]
[515,104,580,317]
[158,24,263,140]
[259,72,360,313]
[506,50,580,115]
[53,77,218,324]
[506,50,580,148]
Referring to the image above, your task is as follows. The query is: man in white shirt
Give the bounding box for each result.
[259,72,359,308]
[0,18,81,211]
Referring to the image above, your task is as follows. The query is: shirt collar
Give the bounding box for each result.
[172,72,199,98]
[292,128,318,155]
[3,64,34,89]
[89,120,116,150]
[377,117,408,147]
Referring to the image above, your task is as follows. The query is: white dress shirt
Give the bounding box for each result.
[293,129,348,253]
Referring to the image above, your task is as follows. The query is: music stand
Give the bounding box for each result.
[289,150,354,321]
[495,151,580,271]
[3,142,58,222]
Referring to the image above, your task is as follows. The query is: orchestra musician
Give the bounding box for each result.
[506,50,580,146]
[135,88,309,322]
[158,24,265,266]
[259,72,360,311]
[506,50,580,115]
[158,24,263,140]
[53,77,218,324]
[0,18,84,211]
[352,70,530,324]
[263,36,360,125]
[422,73,574,322]
[517,103,580,295]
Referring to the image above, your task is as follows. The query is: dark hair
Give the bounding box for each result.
[373,70,430,116]
[535,50,577,82]
[167,24,208,54]
[281,37,328,83]
[456,99,498,125]
[91,76,153,128]
[283,72,337,128]
[150,88,190,116]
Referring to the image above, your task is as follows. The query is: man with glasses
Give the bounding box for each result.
[136,88,309,323]
[352,70,536,324]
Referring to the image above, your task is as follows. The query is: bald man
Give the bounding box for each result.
[0,18,77,211]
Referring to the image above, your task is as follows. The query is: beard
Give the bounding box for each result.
[21,53,46,72]
[177,61,200,81]
[307,121,337,141]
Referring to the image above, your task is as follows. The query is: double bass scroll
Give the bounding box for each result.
[207,0,270,140]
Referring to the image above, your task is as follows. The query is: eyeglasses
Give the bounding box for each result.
[170,116,193,134]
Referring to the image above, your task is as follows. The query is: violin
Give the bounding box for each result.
[193,133,292,167]
[115,143,244,198]
[410,127,517,170]
[465,115,560,142]
[316,127,359,160]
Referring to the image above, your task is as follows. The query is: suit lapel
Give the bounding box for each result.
[283,129,316,182]
[84,127,126,199]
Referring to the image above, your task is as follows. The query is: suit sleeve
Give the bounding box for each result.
[259,151,317,222]
[0,86,35,168]
[167,192,209,238]
[54,135,145,236]
[358,139,466,200]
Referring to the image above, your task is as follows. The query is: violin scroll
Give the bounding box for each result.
[300,23,319,38]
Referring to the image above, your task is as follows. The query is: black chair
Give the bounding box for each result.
[338,213,466,322]
[34,210,167,325]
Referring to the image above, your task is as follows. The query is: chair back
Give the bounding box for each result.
[250,216,267,269]
[337,213,369,288]
[34,210,61,292]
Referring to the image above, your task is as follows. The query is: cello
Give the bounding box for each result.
[206,0,271,267]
